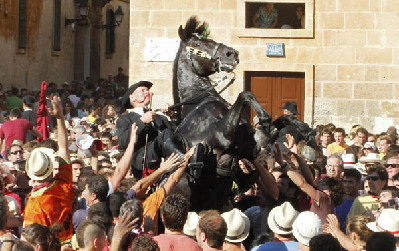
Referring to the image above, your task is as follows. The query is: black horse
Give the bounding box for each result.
[171,16,272,210]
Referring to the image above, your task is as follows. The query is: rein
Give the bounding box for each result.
[168,72,236,111]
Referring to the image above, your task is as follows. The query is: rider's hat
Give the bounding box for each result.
[281,101,300,115]
[122,81,153,109]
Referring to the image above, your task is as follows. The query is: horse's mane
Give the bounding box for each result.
[172,16,210,123]
[181,16,208,40]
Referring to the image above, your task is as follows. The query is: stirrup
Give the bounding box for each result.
[188,162,204,180]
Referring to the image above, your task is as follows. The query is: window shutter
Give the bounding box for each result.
[53,0,61,51]
[105,9,115,54]
[18,0,27,49]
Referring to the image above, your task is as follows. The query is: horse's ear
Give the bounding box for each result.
[178,25,187,42]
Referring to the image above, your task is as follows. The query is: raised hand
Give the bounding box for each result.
[325,214,340,236]
[113,211,139,240]
[284,133,298,154]
[129,123,138,145]
[48,96,64,119]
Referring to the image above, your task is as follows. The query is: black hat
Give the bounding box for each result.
[22,95,35,106]
[121,81,153,109]
[281,101,300,115]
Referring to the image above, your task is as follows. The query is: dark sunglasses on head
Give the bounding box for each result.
[366,176,380,181]
[384,164,399,168]
[10,150,23,155]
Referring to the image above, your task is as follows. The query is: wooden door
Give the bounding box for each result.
[245,71,305,122]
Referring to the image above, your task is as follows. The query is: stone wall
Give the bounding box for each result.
[0,0,130,91]
[0,0,75,90]
[100,1,130,79]
[129,0,399,133]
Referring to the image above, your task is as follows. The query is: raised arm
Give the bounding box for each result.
[283,134,315,186]
[325,214,360,251]
[252,155,279,201]
[49,96,69,159]
[30,127,43,138]
[163,146,195,195]
[110,123,138,191]
[131,153,180,198]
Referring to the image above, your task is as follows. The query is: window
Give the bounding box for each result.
[237,0,314,38]
[53,0,61,51]
[105,9,115,55]
[18,0,27,49]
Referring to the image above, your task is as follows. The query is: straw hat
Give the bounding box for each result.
[76,134,101,150]
[342,154,356,169]
[359,153,382,164]
[267,202,299,235]
[367,209,399,237]
[183,212,199,238]
[221,208,250,243]
[25,147,55,181]
[293,211,323,246]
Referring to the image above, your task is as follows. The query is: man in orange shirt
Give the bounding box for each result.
[23,96,74,242]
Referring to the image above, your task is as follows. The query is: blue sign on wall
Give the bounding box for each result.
[266,43,285,57]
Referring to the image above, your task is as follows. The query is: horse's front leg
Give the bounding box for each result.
[212,91,271,150]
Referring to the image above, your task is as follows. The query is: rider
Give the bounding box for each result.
[116,81,204,178]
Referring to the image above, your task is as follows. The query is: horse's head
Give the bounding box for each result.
[178,16,239,76]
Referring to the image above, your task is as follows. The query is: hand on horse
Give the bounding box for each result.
[159,153,181,172]
[182,145,196,164]
[140,110,156,124]
[284,134,298,155]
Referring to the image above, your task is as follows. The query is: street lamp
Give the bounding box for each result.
[114,6,124,26]
[100,6,125,29]
[65,0,89,27]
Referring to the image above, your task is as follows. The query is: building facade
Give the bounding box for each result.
[0,0,129,90]
[129,0,399,133]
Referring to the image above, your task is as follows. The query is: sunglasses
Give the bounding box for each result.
[366,176,381,181]
[364,147,373,150]
[384,164,399,168]
[10,150,23,155]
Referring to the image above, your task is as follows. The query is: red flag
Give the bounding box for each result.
[36,81,50,141]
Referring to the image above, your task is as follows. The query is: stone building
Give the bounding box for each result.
[0,0,129,90]
[129,0,399,133]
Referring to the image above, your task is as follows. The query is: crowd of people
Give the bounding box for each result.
[0,76,396,251]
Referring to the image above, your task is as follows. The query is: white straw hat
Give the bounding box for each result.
[293,211,322,246]
[76,134,99,150]
[367,208,399,237]
[183,212,199,238]
[25,147,55,181]
[221,208,250,243]
[342,154,356,169]
[267,202,299,235]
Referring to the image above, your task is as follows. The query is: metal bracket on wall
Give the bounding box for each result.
[3,0,8,16]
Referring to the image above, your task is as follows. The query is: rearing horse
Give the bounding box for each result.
[172,16,271,210]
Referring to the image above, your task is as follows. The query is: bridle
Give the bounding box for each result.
[185,42,222,73]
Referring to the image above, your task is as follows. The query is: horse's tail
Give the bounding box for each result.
[172,42,184,124]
